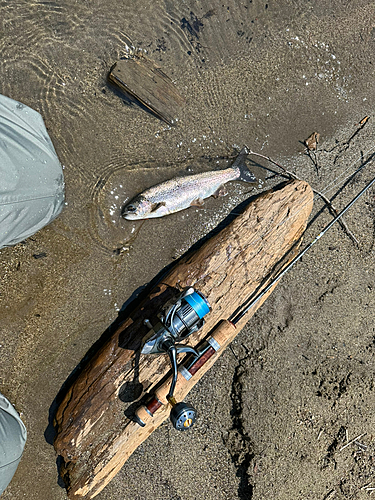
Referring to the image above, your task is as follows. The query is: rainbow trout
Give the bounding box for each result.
[122,147,258,220]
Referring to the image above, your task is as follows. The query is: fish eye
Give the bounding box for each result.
[126,205,137,213]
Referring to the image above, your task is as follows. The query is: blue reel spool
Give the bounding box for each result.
[184,291,211,320]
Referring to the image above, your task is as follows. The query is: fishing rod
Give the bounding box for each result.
[229,172,375,325]
[135,173,375,431]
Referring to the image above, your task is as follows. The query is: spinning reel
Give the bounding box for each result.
[141,287,211,430]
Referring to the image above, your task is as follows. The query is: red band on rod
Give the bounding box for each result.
[188,346,215,376]
[147,397,163,415]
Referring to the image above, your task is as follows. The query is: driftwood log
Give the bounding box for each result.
[54,180,314,499]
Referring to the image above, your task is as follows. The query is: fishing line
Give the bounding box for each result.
[193,140,375,287]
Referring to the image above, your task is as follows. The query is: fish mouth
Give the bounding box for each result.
[122,212,141,220]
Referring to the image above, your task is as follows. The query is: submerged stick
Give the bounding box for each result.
[108,55,185,126]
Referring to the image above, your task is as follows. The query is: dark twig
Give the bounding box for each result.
[309,190,359,247]
[306,149,320,174]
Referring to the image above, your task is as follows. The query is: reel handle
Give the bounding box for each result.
[135,320,236,428]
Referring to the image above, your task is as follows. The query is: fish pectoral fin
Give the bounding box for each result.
[190,198,205,207]
[213,185,227,198]
[150,202,166,213]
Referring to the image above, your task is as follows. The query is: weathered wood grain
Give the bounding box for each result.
[108,55,185,126]
[54,180,313,498]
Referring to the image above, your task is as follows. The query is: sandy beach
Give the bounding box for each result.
[1,1,375,499]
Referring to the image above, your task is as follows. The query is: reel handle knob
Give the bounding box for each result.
[169,401,197,431]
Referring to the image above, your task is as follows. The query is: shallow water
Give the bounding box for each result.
[0,0,375,499]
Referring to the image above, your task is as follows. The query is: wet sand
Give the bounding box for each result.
[1,1,375,499]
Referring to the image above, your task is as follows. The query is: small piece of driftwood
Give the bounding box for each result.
[108,55,185,126]
[53,180,313,499]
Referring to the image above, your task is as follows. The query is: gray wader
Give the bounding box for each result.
[0,393,27,495]
[0,94,65,248]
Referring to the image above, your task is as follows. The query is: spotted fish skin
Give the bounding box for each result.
[122,147,257,220]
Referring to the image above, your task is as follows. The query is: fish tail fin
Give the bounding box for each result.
[232,147,257,183]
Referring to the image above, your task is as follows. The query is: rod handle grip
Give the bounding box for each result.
[135,405,152,426]
[210,319,236,347]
